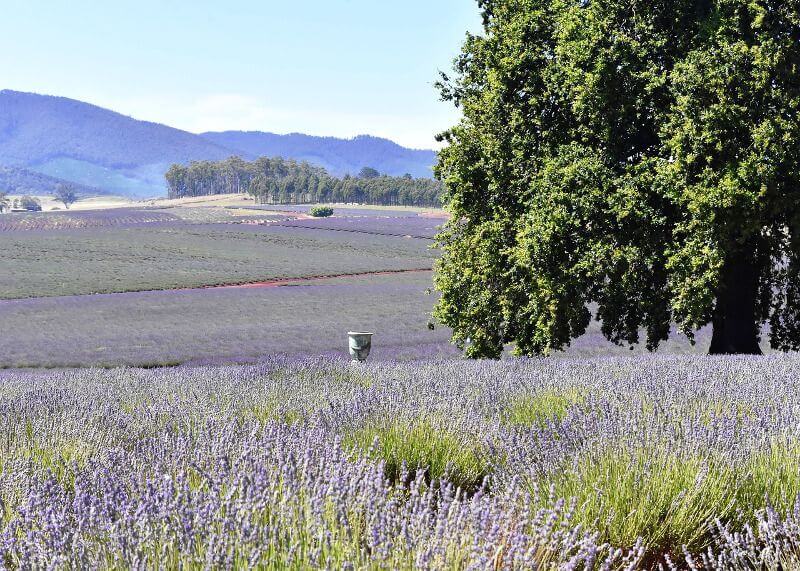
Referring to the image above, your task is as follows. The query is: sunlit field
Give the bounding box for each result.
[0,272,458,368]
[0,356,797,569]
[0,208,436,299]
[2,0,797,568]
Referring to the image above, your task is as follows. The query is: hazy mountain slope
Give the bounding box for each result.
[0,90,234,168]
[0,90,438,197]
[0,166,103,196]
[201,132,437,178]
[0,90,236,196]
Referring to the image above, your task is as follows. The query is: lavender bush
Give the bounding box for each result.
[1,355,799,568]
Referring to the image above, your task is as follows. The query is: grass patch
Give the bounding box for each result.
[245,402,305,425]
[0,421,93,491]
[527,441,800,564]
[345,418,490,493]
[502,388,585,428]
[549,449,735,556]
[741,441,800,511]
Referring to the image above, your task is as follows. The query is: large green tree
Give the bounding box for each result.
[434,0,800,357]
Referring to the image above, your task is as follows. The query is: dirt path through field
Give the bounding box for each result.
[0,268,434,304]
[195,268,433,290]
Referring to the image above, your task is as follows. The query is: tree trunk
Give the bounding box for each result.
[708,252,762,355]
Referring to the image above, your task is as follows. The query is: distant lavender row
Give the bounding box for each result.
[0,208,181,231]
[1,222,436,299]
[0,272,456,367]
[1,268,712,368]
[1,356,799,567]
[271,215,443,239]
[246,204,430,218]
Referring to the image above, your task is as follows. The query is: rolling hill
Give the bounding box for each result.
[0,90,235,197]
[0,166,103,197]
[0,90,438,197]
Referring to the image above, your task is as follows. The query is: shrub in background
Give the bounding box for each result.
[309,206,333,218]
[345,417,490,492]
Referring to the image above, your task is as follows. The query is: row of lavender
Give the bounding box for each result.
[0,205,443,234]
[1,356,799,568]
[0,208,182,232]
[271,215,442,239]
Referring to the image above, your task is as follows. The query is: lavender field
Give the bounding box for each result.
[0,204,456,368]
[0,355,798,569]
[246,204,439,218]
[0,210,436,299]
[272,215,442,239]
[0,272,459,368]
[2,203,783,570]
[0,208,182,232]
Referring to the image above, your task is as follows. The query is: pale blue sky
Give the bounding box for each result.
[0,1,481,149]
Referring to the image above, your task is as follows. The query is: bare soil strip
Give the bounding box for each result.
[0,268,434,304]
[199,268,434,290]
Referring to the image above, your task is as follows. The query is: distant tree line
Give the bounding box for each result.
[165,157,443,207]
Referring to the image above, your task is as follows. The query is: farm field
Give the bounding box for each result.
[252,203,448,217]
[0,355,797,568]
[272,215,442,239]
[0,199,722,368]
[2,194,136,212]
[0,204,305,232]
[0,211,436,299]
[0,269,711,369]
[0,207,183,232]
[0,272,457,368]
[0,202,454,367]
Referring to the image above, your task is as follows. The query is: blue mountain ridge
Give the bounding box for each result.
[0,90,437,197]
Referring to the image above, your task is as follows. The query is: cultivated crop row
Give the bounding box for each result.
[273,215,442,239]
[0,208,181,232]
[0,356,798,568]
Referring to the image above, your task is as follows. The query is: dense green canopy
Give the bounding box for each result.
[434,0,800,357]
[166,156,442,207]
